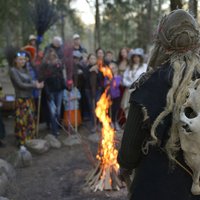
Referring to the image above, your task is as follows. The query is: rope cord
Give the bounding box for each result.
[172,157,193,177]
[160,148,193,177]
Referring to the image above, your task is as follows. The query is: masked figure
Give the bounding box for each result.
[118,9,200,200]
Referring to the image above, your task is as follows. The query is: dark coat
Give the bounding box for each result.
[39,62,65,93]
[118,63,200,200]
[0,110,5,140]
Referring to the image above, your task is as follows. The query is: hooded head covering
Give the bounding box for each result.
[146,10,200,161]
[148,9,200,69]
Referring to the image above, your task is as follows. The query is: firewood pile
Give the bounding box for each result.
[86,161,123,191]
[86,62,124,192]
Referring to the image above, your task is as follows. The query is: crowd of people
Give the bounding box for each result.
[1,8,199,200]
[0,33,148,147]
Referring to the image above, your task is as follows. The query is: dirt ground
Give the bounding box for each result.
[1,115,128,200]
[0,68,128,200]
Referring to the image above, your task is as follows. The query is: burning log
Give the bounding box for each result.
[86,161,123,191]
[86,61,123,191]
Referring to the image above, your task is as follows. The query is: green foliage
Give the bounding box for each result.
[100,0,169,55]
[0,0,85,66]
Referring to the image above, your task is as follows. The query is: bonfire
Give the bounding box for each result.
[86,61,123,191]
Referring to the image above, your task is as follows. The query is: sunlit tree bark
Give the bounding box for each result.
[95,0,101,49]
[189,0,198,18]
[147,0,152,43]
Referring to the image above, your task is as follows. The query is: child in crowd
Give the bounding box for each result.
[109,62,122,131]
[83,53,99,132]
[63,80,82,128]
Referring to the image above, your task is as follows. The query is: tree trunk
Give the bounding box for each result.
[95,0,101,49]
[61,11,65,42]
[4,22,11,47]
[170,0,182,11]
[189,0,198,18]
[147,0,152,48]
[158,0,163,18]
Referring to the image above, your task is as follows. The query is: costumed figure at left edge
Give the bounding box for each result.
[118,9,200,200]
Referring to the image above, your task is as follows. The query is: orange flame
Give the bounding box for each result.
[95,60,119,188]
[97,59,113,80]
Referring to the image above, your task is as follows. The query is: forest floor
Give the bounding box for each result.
[0,67,128,200]
[1,115,128,200]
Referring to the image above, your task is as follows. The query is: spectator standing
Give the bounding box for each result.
[72,34,88,120]
[44,36,64,60]
[22,48,39,107]
[109,62,122,131]
[105,50,115,65]
[42,36,65,127]
[73,33,89,120]
[72,50,83,88]
[28,34,37,48]
[83,53,99,132]
[10,51,43,146]
[117,48,129,76]
[122,48,147,117]
[95,48,106,101]
[27,34,44,67]
[73,34,87,54]
[72,50,89,120]
[116,47,130,125]
[39,48,65,137]
[96,47,105,63]
[63,80,82,128]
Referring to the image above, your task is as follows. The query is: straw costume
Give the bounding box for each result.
[118,9,200,200]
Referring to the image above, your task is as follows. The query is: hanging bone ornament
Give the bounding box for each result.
[178,78,200,195]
